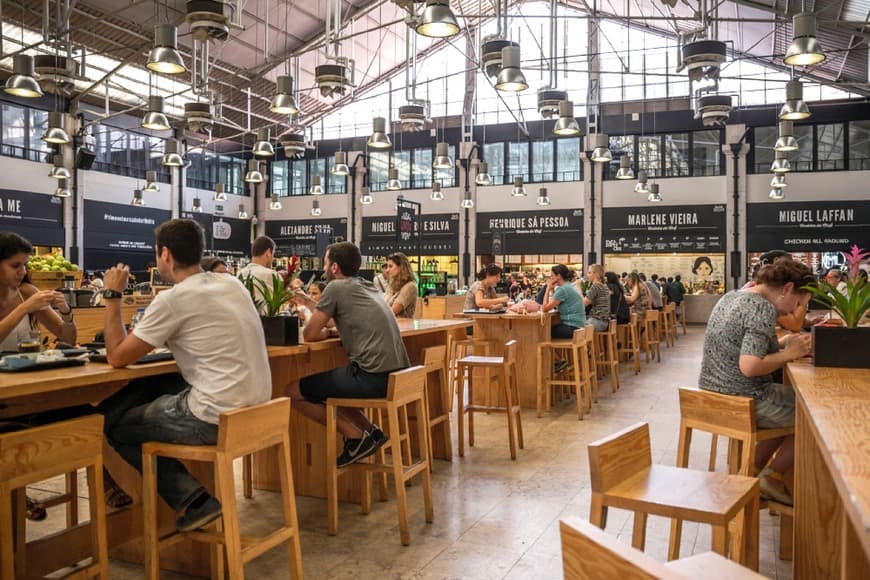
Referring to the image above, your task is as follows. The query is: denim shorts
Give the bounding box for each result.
[755,383,796,429]
[300,363,394,404]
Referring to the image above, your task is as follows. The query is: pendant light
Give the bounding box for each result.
[770,174,788,189]
[147,24,186,74]
[310,175,324,195]
[634,170,650,194]
[433,142,453,169]
[461,189,474,208]
[416,0,460,38]
[779,79,810,120]
[771,152,792,173]
[774,120,799,152]
[42,112,71,144]
[367,117,392,149]
[360,186,373,205]
[310,199,322,216]
[553,100,580,136]
[510,176,527,197]
[784,12,826,66]
[191,197,202,212]
[331,151,350,176]
[536,187,551,206]
[162,139,184,167]
[647,183,662,203]
[244,159,264,183]
[141,96,171,131]
[4,54,43,98]
[238,204,249,219]
[495,46,528,92]
[270,75,299,115]
[430,181,444,201]
[768,188,785,200]
[213,183,228,201]
[143,170,160,192]
[48,154,71,180]
[131,188,145,206]
[590,134,612,163]
[475,161,492,186]
[54,178,71,198]
[269,194,282,210]
[386,168,402,191]
[615,156,635,179]
[252,127,275,157]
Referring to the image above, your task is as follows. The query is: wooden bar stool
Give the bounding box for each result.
[422,345,452,465]
[447,336,497,409]
[1,415,108,579]
[641,310,662,363]
[588,422,760,570]
[536,328,590,420]
[617,313,641,375]
[582,325,600,403]
[670,387,795,561]
[666,303,680,345]
[456,340,524,459]
[679,301,687,334]
[594,319,620,392]
[326,366,433,546]
[142,398,303,580]
[660,305,673,347]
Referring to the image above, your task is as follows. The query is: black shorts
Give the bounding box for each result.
[299,363,393,404]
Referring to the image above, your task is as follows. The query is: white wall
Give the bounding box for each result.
[183,185,254,216]
[747,170,870,204]
[476,180,585,212]
[600,175,726,207]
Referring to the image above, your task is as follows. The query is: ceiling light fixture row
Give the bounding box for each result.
[553,100,581,136]
[54,178,71,198]
[48,154,70,180]
[511,176,527,197]
[360,186,373,205]
[368,117,392,149]
[536,187,551,206]
[143,170,160,193]
[416,0,460,38]
[430,181,444,201]
[269,195,283,210]
[475,162,492,186]
[4,54,43,98]
[331,151,350,176]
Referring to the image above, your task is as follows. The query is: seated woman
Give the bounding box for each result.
[541,264,586,339]
[383,252,418,318]
[604,271,630,324]
[624,272,650,321]
[699,258,815,505]
[583,264,611,331]
[463,264,509,311]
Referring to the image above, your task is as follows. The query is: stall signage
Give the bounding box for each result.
[602,204,726,253]
[181,212,251,257]
[264,218,347,257]
[361,214,459,255]
[475,209,583,254]
[747,200,870,252]
[396,201,417,243]
[83,199,170,253]
[0,189,64,246]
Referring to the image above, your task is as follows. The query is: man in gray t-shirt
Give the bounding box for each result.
[291,242,410,467]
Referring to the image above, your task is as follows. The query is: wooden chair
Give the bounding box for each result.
[617,313,642,375]
[447,335,497,409]
[326,366,433,546]
[456,340,524,459]
[588,422,760,570]
[142,398,303,579]
[1,415,108,579]
[421,345,452,465]
[582,325,600,403]
[670,387,795,561]
[560,517,765,580]
[594,319,620,392]
[641,310,662,363]
[536,328,591,420]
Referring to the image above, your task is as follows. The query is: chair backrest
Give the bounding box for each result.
[583,324,595,342]
[588,422,652,493]
[386,365,428,402]
[678,387,756,439]
[572,327,586,347]
[561,517,680,580]
[503,340,518,368]
[421,345,447,371]
[218,398,291,455]
[0,415,103,487]
[608,319,617,335]
[645,309,659,324]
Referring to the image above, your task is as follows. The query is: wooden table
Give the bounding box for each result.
[786,361,870,579]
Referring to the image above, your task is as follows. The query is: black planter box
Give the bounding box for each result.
[813,325,870,369]
[261,315,300,346]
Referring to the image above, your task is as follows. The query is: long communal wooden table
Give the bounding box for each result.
[785,360,870,579]
[0,318,467,577]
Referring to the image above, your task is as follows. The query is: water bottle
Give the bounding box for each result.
[130,307,146,330]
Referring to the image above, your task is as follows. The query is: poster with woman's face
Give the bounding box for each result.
[692,256,715,282]
[604,254,724,283]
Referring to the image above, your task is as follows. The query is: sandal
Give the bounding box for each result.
[26,496,47,521]
[104,471,133,509]
[759,467,793,506]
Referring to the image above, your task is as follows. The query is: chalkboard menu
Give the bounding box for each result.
[0,189,64,246]
[264,218,347,257]
[361,213,460,255]
[603,204,726,253]
[747,200,870,252]
[475,209,583,255]
[181,212,251,257]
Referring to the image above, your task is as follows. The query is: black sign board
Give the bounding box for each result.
[603,204,726,254]
[264,218,348,257]
[83,199,170,254]
[475,209,583,255]
[0,189,64,247]
[361,213,460,255]
[747,200,870,252]
[181,212,251,257]
[396,200,417,244]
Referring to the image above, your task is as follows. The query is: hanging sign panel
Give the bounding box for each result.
[475,209,583,255]
[602,204,726,253]
[0,189,65,247]
[83,199,170,253]
[180,212,252,257]
[361,213,460,255]
[747,200,870,253]
[264,218,348,257]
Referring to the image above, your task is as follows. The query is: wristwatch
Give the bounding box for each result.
[102,289,124,299]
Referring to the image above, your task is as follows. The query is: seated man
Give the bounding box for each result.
[98,219,271,531]
[292,242,410,467]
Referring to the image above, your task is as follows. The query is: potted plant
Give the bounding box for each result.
[239,272,300,346]
[803,245,870,368]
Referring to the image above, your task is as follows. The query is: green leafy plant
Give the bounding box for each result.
[252,273,297,318]
[803,245,870,328]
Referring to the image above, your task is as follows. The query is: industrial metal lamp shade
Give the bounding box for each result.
[495,46,528,92]
[553,101,580,136]
[779,80,810,120]
[771,153,792,173]
[143,170,160,192]
[244,159,264,183]
[647,183,662,203]
[310,175,324,195]
[768,188,785,200]
[269,195,282,210]
[433,142,453,169]
[774,120,799,152]
[213,183,228,201]
[784,12,825,66]
[615,155,635,179]
[54,178,71,198]
[461,190,474,208]
[310,199,322,216]
[386,168,402,191]
[147,24,186,74]
[4,55,43,98]
[590,133,612,163]
[162,139,184,167]
[131,189,145,206]
[252,127,275,157]
[270,75,299,115]
[48,154,71,180]
[511,176,526,197]
[367,117,392,149]
[475,161,492,186]
[634,170,650,194]
[331,151,350,176]
[360,186,373,205]
[536,187,551,206]
[238,204,249,219]
[430,181,445,201]
[770,174,788,189]
[192,197,202,212]
[416,0,460,38]
[141,96,171,131]
[42,112,71,144]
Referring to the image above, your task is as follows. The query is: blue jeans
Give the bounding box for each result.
[98,373,217,512]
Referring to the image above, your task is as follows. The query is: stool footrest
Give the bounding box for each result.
[241,528,296,563]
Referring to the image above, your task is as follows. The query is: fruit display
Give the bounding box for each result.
[27,252,79,272]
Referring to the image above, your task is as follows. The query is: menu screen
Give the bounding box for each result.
[603,204,726,253]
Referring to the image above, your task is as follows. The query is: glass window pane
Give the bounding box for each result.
[753,126,776,174]
[507,142,529,182]
[849,120,870,171]
[328,157,346,194]
[817,123,845,171]
[290,159,307,196]
[556,138,581,181]
[531,141,554,182]
[272,160,288,196]
[483,143,504,185]
[433,145,456,186]
[310,158,326,193]
[792,125,812,172]
[29,109,51,159]
[412,148,432,189]
[607,136,634,179]
[369,151,389,192]
[664,133,689,177]
[692,130,721,176]
[1,103,26,152]
[638,135,661,178]
[393,150,411,189]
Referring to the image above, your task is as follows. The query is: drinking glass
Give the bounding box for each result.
[17,329,42,353]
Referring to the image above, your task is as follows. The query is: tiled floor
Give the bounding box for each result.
[26,326,792,579]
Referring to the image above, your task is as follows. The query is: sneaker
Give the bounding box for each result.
[337,429,390,468]
[758,467,793,506]
[553,359,569,374]
[177,496,222,532]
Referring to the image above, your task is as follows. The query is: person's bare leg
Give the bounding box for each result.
[287,381,365,438]
[754,437,784,470]
[768,436,794,474]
